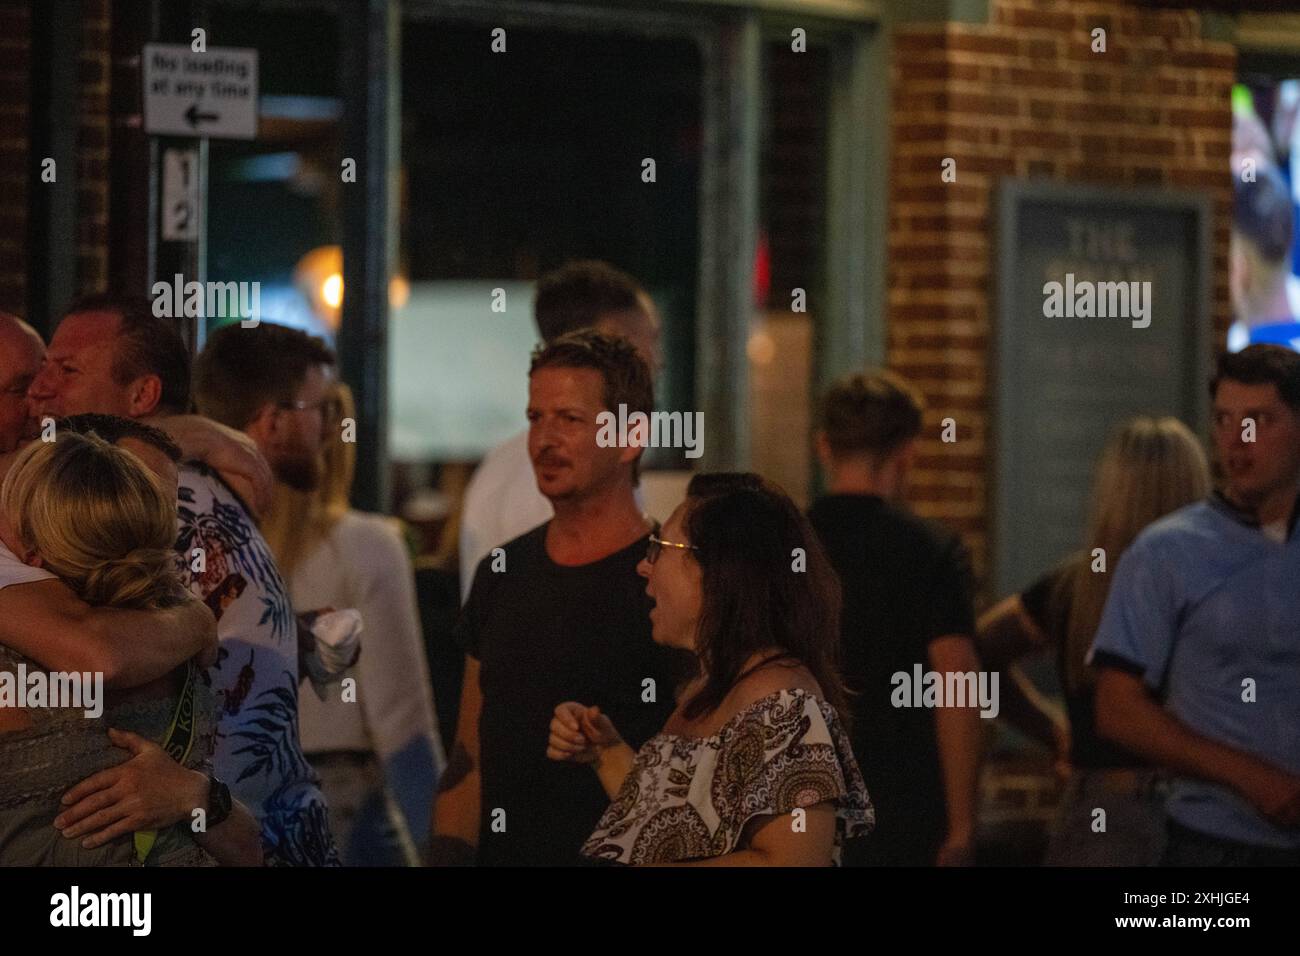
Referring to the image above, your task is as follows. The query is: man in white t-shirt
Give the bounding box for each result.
[458,261,662,602]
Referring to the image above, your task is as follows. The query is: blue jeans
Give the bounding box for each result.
[310,751,417,867]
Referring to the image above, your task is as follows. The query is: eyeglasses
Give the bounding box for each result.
[646,533,698,565]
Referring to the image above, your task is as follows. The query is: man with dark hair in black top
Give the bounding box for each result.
[809,371,984,867]
[431,331,682,865]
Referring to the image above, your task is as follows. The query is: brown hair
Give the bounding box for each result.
[57,413,182,461]
[678,472,850,725]
[534,260,646,343]
[1211,344,1300,411]
[194,321,336,429]
[64,293,191,414]
[819,370,925,462]
[262,381,356,578]
[529,329,654,482]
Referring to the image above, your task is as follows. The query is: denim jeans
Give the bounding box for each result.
[310,750,419,867]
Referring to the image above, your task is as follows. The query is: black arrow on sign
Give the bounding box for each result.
[184,103,220,128]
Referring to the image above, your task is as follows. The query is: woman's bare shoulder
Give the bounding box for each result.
[723,657,823,718]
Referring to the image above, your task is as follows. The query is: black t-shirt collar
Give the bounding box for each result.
[1209,487,1300,539]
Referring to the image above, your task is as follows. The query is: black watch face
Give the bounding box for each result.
[210,778,233,822]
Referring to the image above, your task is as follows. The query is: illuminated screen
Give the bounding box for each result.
[1230,80,1300,352]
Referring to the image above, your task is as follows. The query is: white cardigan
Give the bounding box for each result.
[292,510,445,770]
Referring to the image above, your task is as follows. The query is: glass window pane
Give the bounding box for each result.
[207,9,342,342]
[395,21,703,465]
[750,38,831,506]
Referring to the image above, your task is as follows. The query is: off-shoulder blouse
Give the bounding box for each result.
[582,688,874,865]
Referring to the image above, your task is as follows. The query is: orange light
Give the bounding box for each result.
[294,245,344,331]
[389,274,410,310]
[322,273,343,309]
[747,330,776,365]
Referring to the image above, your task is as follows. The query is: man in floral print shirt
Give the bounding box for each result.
[26,295,339,866]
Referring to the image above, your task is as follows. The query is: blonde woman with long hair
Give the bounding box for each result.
[977,416,1210,866]
[262,383,443,866]
[0,426,260,865]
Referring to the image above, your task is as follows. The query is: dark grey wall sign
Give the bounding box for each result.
[993,179,1212,598]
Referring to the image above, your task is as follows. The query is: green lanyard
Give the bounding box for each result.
[133,661,199,864]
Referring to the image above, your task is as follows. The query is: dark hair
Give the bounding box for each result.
[193,322,336,429]
[1211,344,1300,411]
[678,472,850,725]
[57,413,182,462]
[534,260,646,343]
[819,370,925,461]
[529,329,654,482]
[1233,166,1294,265]
[63,293,191,414]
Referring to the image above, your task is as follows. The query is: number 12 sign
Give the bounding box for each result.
[162,148,200,241]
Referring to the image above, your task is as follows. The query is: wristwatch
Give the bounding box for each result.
[206,775,233,828]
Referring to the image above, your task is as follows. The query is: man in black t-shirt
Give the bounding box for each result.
[808,371,983,867]
[430,331,681,866]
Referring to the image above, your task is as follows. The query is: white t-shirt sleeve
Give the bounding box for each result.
[0,540,55,590]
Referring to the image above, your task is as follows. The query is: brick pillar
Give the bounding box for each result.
[77,0,112,296]
[889,0,1235,593]
[0,0,31,314]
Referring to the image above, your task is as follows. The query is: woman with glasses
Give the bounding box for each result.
[547,472,873,865]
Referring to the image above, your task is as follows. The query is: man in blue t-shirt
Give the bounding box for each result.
[1092,345,1300,865]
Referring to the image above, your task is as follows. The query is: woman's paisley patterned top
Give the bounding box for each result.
[582,688,874,865]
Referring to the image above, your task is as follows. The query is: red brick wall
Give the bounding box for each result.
[0,0,30,315]
[889,0,1235,594]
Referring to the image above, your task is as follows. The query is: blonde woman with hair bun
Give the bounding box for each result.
[0,429,261,866]
[1,432,186,611]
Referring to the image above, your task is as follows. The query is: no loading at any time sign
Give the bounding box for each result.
[142,43,258,140]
